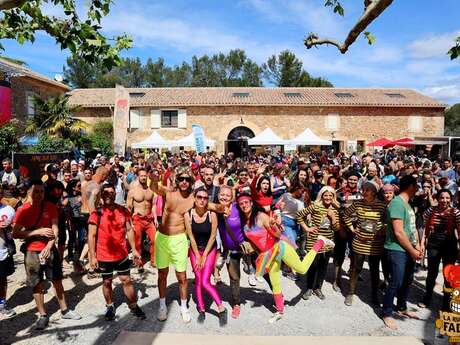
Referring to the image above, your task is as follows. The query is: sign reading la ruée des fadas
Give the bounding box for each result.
[436,264,460,343]
[113,85,130,156]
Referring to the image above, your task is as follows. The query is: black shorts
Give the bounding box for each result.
[58,212,67,246]
[24,247,63,287]
[0,255,15,278]
[98,257,131,278]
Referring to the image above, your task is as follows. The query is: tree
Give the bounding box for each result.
[23,134,74,153]
[63,56,99,88]
[25,94,87,141]
[263,50,333,87]
[445,103,460,136]
[0,119,20,158]
[305,0,460,60]
[0,0,132,69]
[87,121,113,156]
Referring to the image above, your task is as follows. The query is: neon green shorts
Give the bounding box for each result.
[154,232,189,272]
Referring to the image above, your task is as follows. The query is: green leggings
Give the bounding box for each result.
[269,242,318,294]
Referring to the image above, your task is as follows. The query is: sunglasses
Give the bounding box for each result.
[177,176,191,182]
[196,195,209,201]
[423,185,431,188]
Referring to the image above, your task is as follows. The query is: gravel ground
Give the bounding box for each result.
[0,254,447,345]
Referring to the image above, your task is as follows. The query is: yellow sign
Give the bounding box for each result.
[437,312,460,337]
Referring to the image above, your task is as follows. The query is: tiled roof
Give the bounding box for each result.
[68,87,446,108]
[0,58,70,91]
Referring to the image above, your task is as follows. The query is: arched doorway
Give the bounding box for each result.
[226,126,255,157]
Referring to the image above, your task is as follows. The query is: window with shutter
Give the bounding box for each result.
[408,116,423,132]
[26,92,35,118]
[178,109,187,128]
[151,109,161,128]
[130,109,141,129]
[326,114,339,131]
[161,110,178,128]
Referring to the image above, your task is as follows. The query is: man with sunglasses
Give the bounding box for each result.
[151,165,195,323]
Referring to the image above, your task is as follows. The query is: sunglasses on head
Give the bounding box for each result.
[177,176,191,182]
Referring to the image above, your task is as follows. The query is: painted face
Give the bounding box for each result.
[451,289,460,313]
[322,191,334,206]
[218,188,232,206]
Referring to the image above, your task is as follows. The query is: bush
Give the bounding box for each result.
[0,121,20,159]
[79,121,114,156]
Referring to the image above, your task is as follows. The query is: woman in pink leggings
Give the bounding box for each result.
[184,187,228,326]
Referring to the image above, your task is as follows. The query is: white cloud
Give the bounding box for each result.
[409,30,460,59]
[422,84,460,104]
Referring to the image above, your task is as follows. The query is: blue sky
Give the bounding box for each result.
[2,0,460,104]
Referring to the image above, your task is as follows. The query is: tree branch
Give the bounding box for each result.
[0,0,26,11]
[305,0,393,54]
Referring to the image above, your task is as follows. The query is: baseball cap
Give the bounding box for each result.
[46,164,60,174]
[314,170,323,178]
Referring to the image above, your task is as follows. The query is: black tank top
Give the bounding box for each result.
[190,209,212,250]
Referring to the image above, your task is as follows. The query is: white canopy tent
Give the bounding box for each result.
[247,128,288,146]
[289,128,332,146]
[131,131,171,149]
[171,133,215,149]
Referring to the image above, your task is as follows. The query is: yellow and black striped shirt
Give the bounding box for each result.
[344,199,387,256]
[296,203,340,253]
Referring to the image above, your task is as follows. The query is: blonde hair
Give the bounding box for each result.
[314,185,339,208]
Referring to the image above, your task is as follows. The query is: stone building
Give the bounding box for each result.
[0,57,70,122]
[68,87,446,155]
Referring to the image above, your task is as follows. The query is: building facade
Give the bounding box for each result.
[0,58,70,122]
[69,87,446,155]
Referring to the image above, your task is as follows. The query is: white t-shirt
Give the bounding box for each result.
[0,204,16,261]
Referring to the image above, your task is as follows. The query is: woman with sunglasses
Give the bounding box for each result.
[237,193,334,323]
[184,187,227,326]
[419,189,460,310]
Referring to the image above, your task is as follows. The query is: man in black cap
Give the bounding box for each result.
[310,170,324,201]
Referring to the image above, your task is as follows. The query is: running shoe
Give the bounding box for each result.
[317,235,335,249]
[181,309,191,323]
[0,303,16,319]
[231,305,241,319]
[197,311,206,324]
[35,315,49,330]
[61,309,82,320]
[256,275,265,283]
[248,273,257,287]
[313,289,326,300]
[105,305,115,321]
[302,289,313,300]
[157,306,168,322]
[344,295,353,306]
[130,305,146,320]
[268,312,283,324]
[332,282,342,292]
[218,308,228,327]
[286,272,299,281]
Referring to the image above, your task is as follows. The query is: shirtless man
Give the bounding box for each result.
[127,168,158,272]
[151,165,194,323]
[79,166,108,270]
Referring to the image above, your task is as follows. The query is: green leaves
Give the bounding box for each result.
[364,31,376,45]
[324,0,344,16]
[0,0,132,70]
[448,37,460,60]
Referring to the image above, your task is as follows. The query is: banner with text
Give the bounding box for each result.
[192,124,205,153]
[13,152,70,180]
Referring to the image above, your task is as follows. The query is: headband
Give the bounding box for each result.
[237,195,252,203]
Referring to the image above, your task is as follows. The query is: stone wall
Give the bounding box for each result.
[73,105,445,154]
[10,77,66,121]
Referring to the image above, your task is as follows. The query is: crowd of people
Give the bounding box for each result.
[1,148,460,331]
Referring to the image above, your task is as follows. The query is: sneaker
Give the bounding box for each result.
[181,309,191,323]
[0,303,16,319]
[286,272,299,281]
[313,289,326,300]
[105,305,115,321]
[268,311,283,323]
[157,306,168,322]
[218,308,228,327]
[35,315,49,330]
[256,275,265,283]
[302,289,313,300]
[344,295,353,306]
[130,305,146,320]
[317,235,335,249]
[248,273,257,287]
[197,311,206,324]
[61,309,82,320]
[231,305,241,319]
[332,282,342,292]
